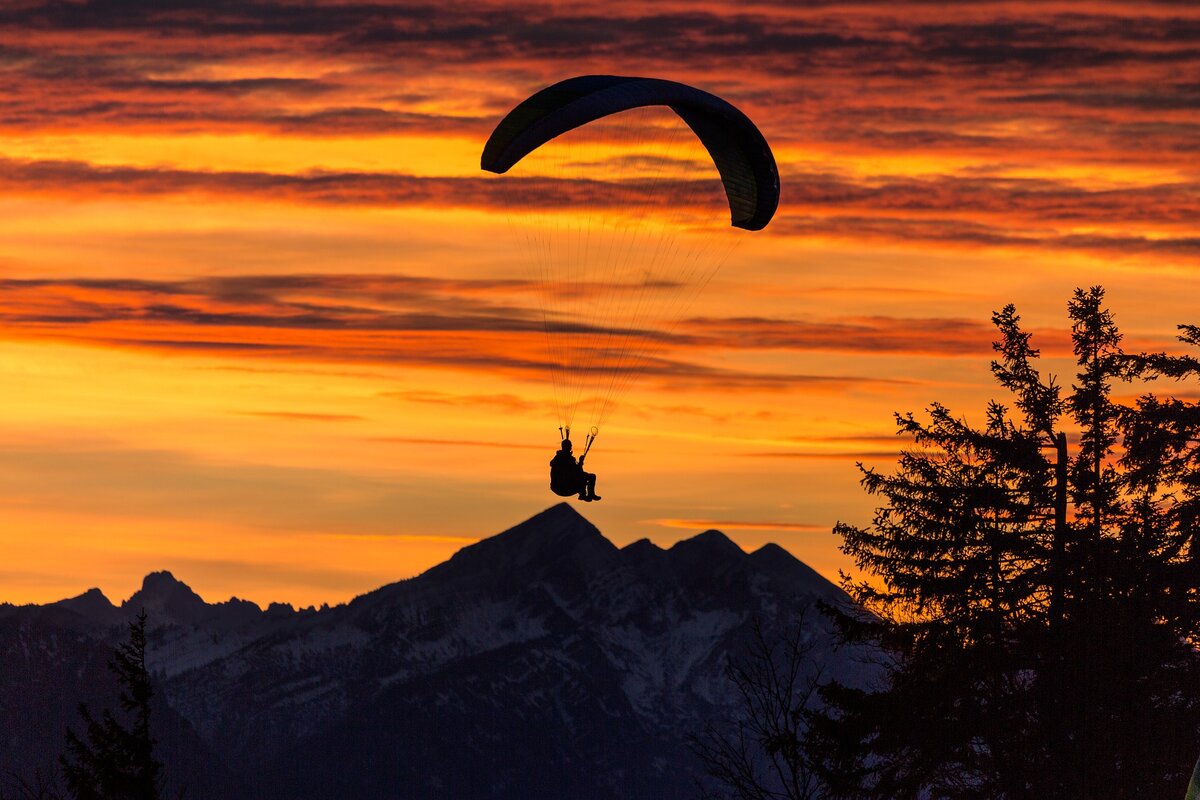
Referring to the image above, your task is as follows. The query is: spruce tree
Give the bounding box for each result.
[808,288,1200,798]
[61,611,161,800]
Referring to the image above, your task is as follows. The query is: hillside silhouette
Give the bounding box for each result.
[0,505,873,800]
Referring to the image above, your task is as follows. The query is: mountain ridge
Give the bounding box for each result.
[26,503,839,615]
[0,505,870,800]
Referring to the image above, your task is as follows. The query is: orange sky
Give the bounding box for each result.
[2,0,1199,607]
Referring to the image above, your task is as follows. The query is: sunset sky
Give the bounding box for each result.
[2,1,1199,608]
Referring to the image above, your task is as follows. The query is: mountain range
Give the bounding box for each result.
[0,504,875,799]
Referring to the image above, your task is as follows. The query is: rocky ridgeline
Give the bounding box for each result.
[0,504,873,800]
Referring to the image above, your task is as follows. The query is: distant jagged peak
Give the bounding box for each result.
[750,542,846,598]
[522,501,599,530]
[125,570,205,610]
[527,501,590,527]
[620,537,663,560]
[498,503,614,556]
[266,601,296,618]
[63,586,113,606]
[622,537,659,550]
[140,570,189,590]
[749,541,798,566]
[53,586,118,621]
[119,571,276,630]
[669,528,745,558]
[424,503,617,582]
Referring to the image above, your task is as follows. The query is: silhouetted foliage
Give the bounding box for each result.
[0,770,63,800]
[60,611,162,800]
[690,615,827,800]
[804,288,1200,798]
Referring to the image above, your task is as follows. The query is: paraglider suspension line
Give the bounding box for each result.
[581,426,598,460]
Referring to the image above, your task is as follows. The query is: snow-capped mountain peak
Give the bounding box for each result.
[1,505,874,800]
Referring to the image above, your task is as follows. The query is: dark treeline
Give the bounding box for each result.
[702,287,1200,799]
[2,613,164,800]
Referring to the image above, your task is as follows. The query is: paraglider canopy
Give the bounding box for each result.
[481,75,779,231]
[482,74,779,434]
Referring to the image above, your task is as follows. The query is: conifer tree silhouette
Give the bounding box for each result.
[800,288,1200,799]
[61,611,161,800]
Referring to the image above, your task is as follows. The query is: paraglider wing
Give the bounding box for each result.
[481,75,779,231]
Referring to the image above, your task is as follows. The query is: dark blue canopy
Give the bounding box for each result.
[481,75,779,231]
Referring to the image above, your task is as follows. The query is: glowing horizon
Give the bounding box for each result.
[2,1,1199,607]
